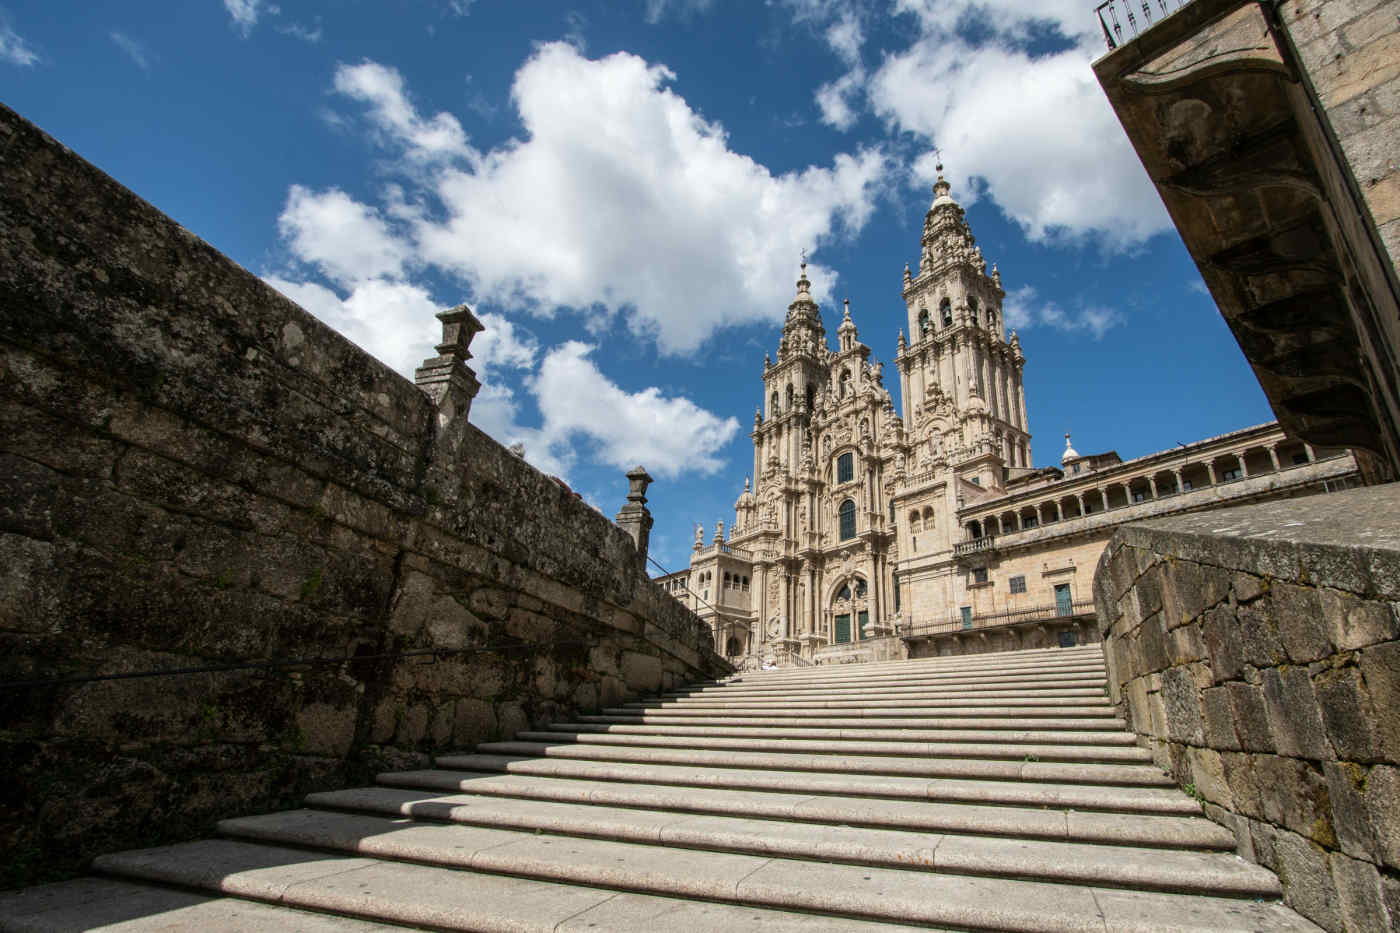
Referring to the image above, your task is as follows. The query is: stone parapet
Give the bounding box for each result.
[0,103,729,890]
[1094,485,1400,931]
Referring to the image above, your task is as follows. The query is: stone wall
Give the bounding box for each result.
[1094,486,1400,931]
[0,103,729,890]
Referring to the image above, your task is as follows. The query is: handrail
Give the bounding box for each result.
[903,599,1096,639]
[1096,0,1195,50]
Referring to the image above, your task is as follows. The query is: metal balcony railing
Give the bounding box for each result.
[902,599,1097,639]
[1096,0,1195,49]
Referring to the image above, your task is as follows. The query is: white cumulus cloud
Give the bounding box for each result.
[277,185,412,286]
[223,0,274,37]
[333,61,471,161]
[401,43,887,353]
[1002,285,1122,339]
[531,341,740,478]
[791,0,1169,247]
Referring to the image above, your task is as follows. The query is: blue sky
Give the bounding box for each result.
[1,0,1275,574]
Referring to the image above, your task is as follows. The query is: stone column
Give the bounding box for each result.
[1173,469,1185,492]
[1015,370,1028,432]
[900,361,913,430]
[1148,476,1159,499]
[1076,493,1087,516]
[1269,446,1281,471]
[1303,443,1315,462]
[1207,462,1218,485]
[1237,453,1248,478]
[614,466,654,568]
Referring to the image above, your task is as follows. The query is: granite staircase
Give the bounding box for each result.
[2,644,1320,931]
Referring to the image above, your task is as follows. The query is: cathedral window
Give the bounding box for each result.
[908,509,921,531]
[806,384,816,411]
[893,573,900,612]
[968,296,979,321]
[854,578,867,597]
[839,369,851,397]
[771,391,780,414]
[786,385,794,409]
[837,452,854,484]
[940,297,952,327]
[918,308,930,336]
[838,585,851,600]
[838,499,856,539]
[972,567,988,585]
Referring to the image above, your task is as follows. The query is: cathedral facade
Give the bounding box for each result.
[657,171,1361,666]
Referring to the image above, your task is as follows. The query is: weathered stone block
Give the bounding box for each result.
[1275,829,1342,931]
[1270,583,1331,664]
[1262,666,1334,760]
[1186,746,1232,808]
[452,698,497,748]
[1201,686,1241,750]
[1315,665,1380,761]
[1138,612,1170,674]
[620,651,663,693]
[1363,765,1400,869]
[1167,623,1207,664]
[1357,642,1400,758]
[1331,852,1389,933]
[1237,603,1288,669]
[1223,751,1264,820]
[1232,571,1268,604]
[1161,665,1205,744]
[1226,682,1275,753]
[495,701,530,741]
[1255,755,1335,846]
[1325,761,1382,863]
[1202,604,1246,683]
[1322,588,1400,651]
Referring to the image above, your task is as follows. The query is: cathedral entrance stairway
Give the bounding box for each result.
[1,645,1320,931]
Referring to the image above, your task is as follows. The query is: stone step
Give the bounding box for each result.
[354,775,1238,848]
[724,646,1105,678]
[576,712,1129,729]
[594,699,1119,718]
[113,819,1313,932]
[721,661,1108,687]
[549,721,1142,745]
[514,730,1154,763]
[420,757,1197,812]
[223,803,1281,899]
[628,689,1109,709]
[91,838,933,932]
[462,742,1171,784]
[0,876,406,932]
[684,669,1109,692]
[682,670,1109,694]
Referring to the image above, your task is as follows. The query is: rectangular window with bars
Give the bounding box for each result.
[1009,575,1026,594]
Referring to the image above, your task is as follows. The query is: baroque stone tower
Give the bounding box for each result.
[896,164,1029,480]
[672,168,1035,664]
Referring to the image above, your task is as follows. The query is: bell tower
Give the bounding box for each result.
[894,164,1031,478]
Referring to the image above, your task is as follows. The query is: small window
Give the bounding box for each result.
[839,499,856,540]
[1023,516,1038,529]
[972,567,988,584]
[837,452,854,484]
[1221,468,1241,481]
[1132,490,1147,503]
[889,501,896,524]
[742,576,749,590]
[918,308,930,336]
[970,476,980,486]
[940,297,953,327]
[855,579,867,597]
[771,391,780,414]
[1009,575,1026,594]
[1182,479,1193,491]
[893,573,900,612]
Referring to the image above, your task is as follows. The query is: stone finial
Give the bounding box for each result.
[415,303,485,415]
[713,519,725,544]
[614,465,654,566]
[903,262,911,283]
[694,522,705,549]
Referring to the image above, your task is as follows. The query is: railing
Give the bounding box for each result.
[953,535,996,558]
[903,599,1096,639]
[1096,0,1195,50]
[692,542,754,560]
